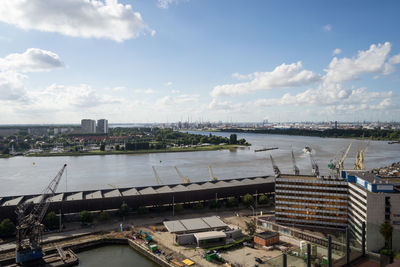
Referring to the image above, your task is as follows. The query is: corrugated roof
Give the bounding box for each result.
[139,187,157,195]
[202,216,228,228]
[103,189,121,198]
[48,193,64,202]
[171,184,187,192]
[180,218,210,231]
[121,188,139,196]
[201,182,219,189]
[186,183,202,190]
[228,179,244,186]
[214,181,230,187]
[194,231,226,240]
[156,186,173,193]
[163,220,186,233]
[24,195,43,204]
[85,190,103,199]
[2,196,23,206]
[66,192,83,201]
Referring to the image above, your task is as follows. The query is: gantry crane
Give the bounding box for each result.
[15,164,67,265]
[328,143,352,177]
[174,166,190,183]
[309,153,320,177]
[208,165,218,181]
[269,155,281,177]
[354,142,369,170]
[291,149,300,175]
[152,166,163,185]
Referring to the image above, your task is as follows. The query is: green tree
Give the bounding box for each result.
[242,193,255,207]
[97,211,110,222]
[118,202,129,217]
[380,221,393,249]
[0,219,16,238]
[258,194,269,205]
[138,206,149,214]
[2,147,9,155]
[229,134,237,144]
[245,219,257,236]
[208,199,221,209]
[174,203,184,212]
[192,202,203,210]
[226,197,239,208]
[79,210,93,224]
[100,143,105,151]
[43,212,59,230]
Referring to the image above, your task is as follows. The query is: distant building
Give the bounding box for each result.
[81,119,96,133]
[97,119,108,134]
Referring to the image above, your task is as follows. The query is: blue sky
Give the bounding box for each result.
[0,0,399,123]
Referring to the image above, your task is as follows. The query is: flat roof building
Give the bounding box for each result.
[254,231,279,247]
[163,216,229,234]
[81,119,96,133]
[97,119,108,134]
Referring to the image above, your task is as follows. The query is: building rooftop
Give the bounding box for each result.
[163,216,229,234]
[194,231,226,240]
[255,231,279,240]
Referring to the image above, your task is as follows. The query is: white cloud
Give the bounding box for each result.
[155,94,199,109]
[0,71,28,101]
[232,72,250,80]
[211,61,320,97]
[332,48,342,56]
[157,0,180,9]
[0,48,64,73]
[0,0,151,42]
[165,81,173,86]
[134,88,156,94]
[171,89,180,94]
[323,24,332,32]
[324,42,395,84]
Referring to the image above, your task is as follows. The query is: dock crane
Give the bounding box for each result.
[354,142,369,170]
[291,149,300,175]
[269,155,281,177]
[15,164,67,265]
[208,165,218,181]
[174,166,190,183]
[309,154,320,177]
[152,166,163,185]
[328,143,352,176]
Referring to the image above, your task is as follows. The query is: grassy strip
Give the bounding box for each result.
[24,145,242,157]
[205,236,253,252]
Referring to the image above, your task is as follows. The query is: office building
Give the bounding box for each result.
[97,119,108,134]
[274,171,400,252]
[81,119,96,133]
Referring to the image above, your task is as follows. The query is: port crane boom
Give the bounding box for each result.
[269,155,281,177]
[309,154,319,177]
[354,142,369,170]
[16,164,67,264]
[152,166,163,185]
[208,165,218,181]
[174,166,190,183]
[291,149,300,175]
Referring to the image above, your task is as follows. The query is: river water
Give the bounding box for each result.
[0,132,399,196]
[77,245,159,267]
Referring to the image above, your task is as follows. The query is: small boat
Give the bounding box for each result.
[303,146,312,153]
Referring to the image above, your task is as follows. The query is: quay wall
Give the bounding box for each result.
[0,176,274,221]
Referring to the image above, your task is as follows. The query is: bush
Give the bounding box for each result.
[192,202,203,210]
[381,249,394,257]
[43,212,59,230]
[138,206,149,215]
[0,219,15,238]
[79,210,93,224]
[174,203,184,212]
[258,194,269,205]
[208,199,221,209]
[245,219,257,236]
[118,202,129,217]
[226,197,239,208]
[242,193,254,207]
[97,211,110,222]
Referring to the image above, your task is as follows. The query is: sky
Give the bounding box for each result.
[0,0,400,124]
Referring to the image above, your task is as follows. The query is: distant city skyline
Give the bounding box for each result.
[0,0,399,123]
